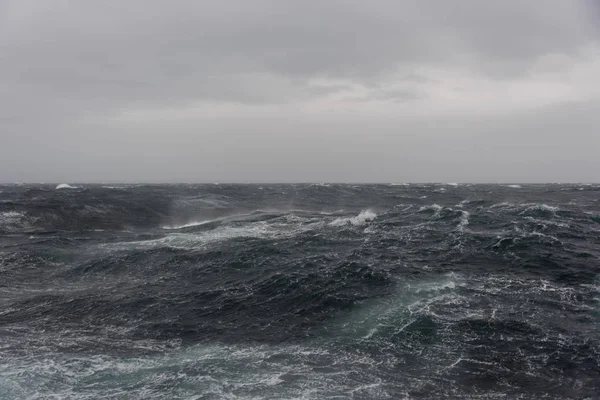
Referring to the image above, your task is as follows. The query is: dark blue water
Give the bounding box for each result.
[1,183,599,399]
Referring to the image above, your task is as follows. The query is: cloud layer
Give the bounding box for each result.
[1,0,599,182]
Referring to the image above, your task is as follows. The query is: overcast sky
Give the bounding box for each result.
[1,0,599,183]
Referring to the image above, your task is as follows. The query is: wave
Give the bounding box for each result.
[492,230,563,249]
[0,342,389,400]
[172,195,231,209]
[523,216,570,229]
[412,273,463,293]
[489,202,560,214]
[2,183,599,399]
[55,183,77,190]
[505,184,522,188]
[162,220,213,230]
[0,211,29,231]
[418,204,443,213]
[522,203,559,213]
[162,209,308,230]
[457,211,470,232]
[329,209,377,227]
[489,202,513,209]
[111,217,325,251]
[108,224,274,251]
[456,199,470,208]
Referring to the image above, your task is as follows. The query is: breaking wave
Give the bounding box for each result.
[329,209,377,226]
[55,183,78,190]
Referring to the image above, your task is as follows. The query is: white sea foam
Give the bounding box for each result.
[524,217,569,228]
[505,184,522,188]
[55,183,77,190]
[102,185,127,189]
[446,182,459,186]
[0,211,25,220]
[457,211,470,232]
[0,211,29,231]
[520,203,560,214]
[489,202,559,214]
[0,342,388,400]
[114,216,324,250]
[109,224,273,251]
[329,210,377,227]
[162,220,212,230]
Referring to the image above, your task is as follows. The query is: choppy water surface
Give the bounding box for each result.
[1,183,599,399]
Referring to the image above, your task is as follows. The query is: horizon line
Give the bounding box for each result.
[2,182,599,186]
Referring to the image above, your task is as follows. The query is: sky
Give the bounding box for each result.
[1,0,600,183]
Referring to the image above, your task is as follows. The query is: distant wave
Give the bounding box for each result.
[102,186,127,190]
[55,183,77,190]
[505,184,522,189]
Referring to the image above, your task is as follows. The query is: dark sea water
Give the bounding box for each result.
[1,183,599,399]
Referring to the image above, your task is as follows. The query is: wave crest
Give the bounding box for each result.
[55,184,77,190]
[330,210,377,227]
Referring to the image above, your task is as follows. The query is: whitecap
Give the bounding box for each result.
[0,211,30,231]
[330,209,377,227]
[102,186,126,189]
[55,183,77,190]
[457,211,470,232]
[505,184,522,188]
[446,182,459,186]
[521,203,559,214]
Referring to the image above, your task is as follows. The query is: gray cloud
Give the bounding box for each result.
[1,0,599,182]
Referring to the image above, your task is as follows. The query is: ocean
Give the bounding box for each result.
[0,183,599,399]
